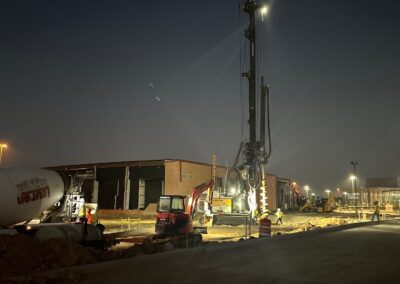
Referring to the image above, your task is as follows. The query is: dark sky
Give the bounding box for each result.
[1,0,399,194]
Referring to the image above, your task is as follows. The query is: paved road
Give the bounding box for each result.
[77,220,400,283]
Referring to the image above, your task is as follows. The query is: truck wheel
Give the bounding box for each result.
[317,207,324,213]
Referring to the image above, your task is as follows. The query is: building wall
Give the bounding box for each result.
[362,187,400,208]
[48,160,288,212]
[366,177,400,188]
[164,160,226,197]
[164,161,280,210]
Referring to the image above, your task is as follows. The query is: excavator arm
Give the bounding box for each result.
[186,180,214,218]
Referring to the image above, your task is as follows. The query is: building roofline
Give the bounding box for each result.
[46,159,290,181]
[165,159,227,169]
[47,158,227,171]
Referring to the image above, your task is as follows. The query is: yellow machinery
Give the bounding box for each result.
[299,195,336,213]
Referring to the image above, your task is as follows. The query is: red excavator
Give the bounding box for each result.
[155,195,194,235]
[149,180,214,250]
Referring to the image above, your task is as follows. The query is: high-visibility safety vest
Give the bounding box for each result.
[259,217,272,237]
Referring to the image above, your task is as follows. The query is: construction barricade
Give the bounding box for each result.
[259,217,271,237]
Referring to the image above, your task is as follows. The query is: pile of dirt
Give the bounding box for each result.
[0,234,99,279]
[98,208,156,219]
[0,233,149,281]
[286,217,359,233]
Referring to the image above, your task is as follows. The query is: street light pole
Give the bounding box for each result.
[0,144,8,166]
[325,189,331,198]
[351,161,359,217]
[304,185,310,200]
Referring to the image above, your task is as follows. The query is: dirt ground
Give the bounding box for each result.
[105,211,362,248]
[204,212,359,242]
[0,211,361,281]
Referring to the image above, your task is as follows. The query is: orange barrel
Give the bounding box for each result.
[259,217,271,237]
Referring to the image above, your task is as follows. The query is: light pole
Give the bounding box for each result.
[351,161,358,212]
[350,174,357,216]
[325,189,331,198]
[0,144,7,166]
[304,185,310,200]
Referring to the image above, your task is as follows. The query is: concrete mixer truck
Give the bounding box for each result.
[0,167,110,249]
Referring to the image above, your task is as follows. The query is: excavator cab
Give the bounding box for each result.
[157,195,185,213]
[155,195,193,235]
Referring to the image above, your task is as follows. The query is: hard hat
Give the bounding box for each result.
[277,208,281,211]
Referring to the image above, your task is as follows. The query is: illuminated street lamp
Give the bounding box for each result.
[350,161,359,216]
[350,174,357,213]
[260,5,269,21]
[325,189,331,198]
[343,191,348,206]
[336,188,341,205]
[304,185,310,200]
[0,143,8,166]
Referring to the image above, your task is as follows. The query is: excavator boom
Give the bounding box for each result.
[186,180,214,217]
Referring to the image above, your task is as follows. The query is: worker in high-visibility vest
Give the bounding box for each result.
[86,208,93,224]
[371,201,380,222]
[275,208,284,225]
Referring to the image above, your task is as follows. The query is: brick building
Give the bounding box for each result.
[49,159,291,211]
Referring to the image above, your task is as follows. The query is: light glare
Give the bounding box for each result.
[260,6,268,21]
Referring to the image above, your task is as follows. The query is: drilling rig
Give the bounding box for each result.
[227,0,272,217]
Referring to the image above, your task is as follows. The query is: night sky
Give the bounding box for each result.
[1,0,399,194]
